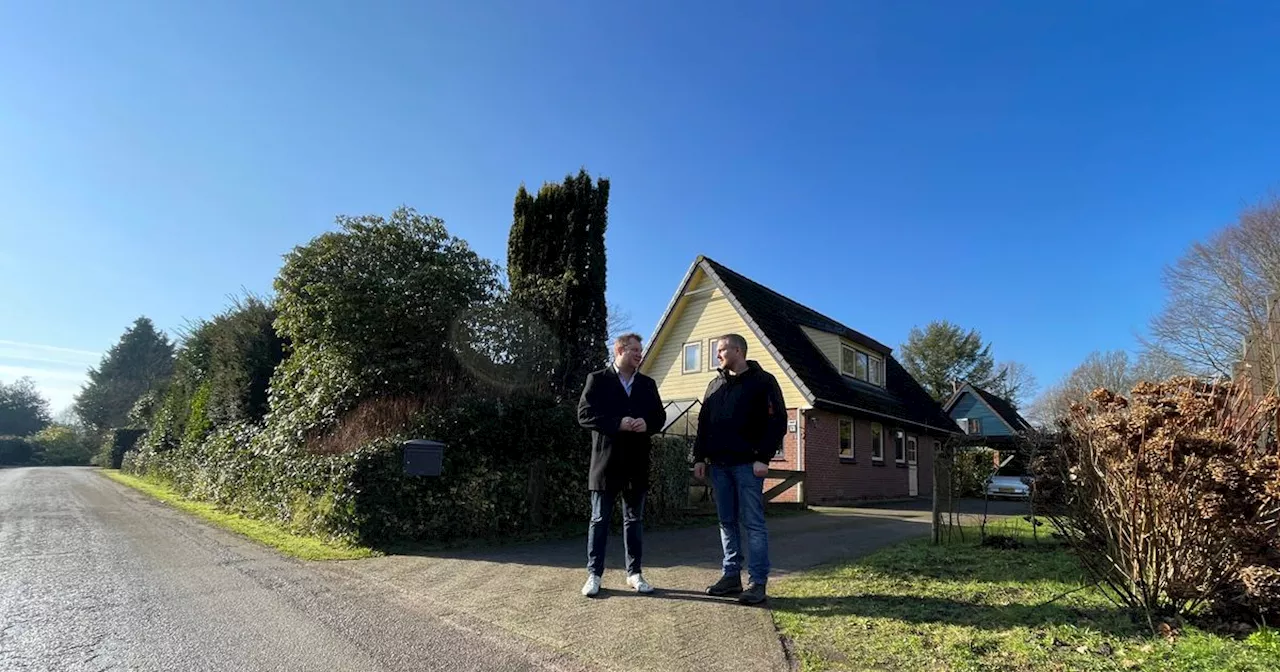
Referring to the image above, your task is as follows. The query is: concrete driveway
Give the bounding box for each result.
[332,501,992,672]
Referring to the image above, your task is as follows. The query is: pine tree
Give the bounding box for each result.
[899,320,1002,401]
[74,317,176,431]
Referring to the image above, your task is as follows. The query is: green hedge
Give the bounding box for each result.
[0,436,33,465]
[124,398,697,546]
[97,428,146,469]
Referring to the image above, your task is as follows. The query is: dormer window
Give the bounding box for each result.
[840,344,884,387]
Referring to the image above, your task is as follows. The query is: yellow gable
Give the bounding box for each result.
[641,268,806,409]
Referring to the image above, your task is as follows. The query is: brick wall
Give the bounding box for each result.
[800,409,944,505]
[763,408,801,503]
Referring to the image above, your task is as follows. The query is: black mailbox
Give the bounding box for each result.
[403,439,445,477]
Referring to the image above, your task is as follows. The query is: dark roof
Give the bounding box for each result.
[700,257,958,434]
[954,383,1033,433]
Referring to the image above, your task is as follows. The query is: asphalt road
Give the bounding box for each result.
[0,467,587,672]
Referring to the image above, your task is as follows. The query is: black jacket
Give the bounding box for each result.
[693,360,787,466]
[577,367,666,492]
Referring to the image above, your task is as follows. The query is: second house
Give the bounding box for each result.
[640,256,959,504]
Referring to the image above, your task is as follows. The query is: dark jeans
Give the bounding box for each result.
[711,463,770,585]
[587,488,646,577]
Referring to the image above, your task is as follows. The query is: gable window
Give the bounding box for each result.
[967,418,983,435]
[840,345,857,377]
[869,357,883,386]
[707,338,720,370]
[906,436,918,465]
[870,422,884,462]
[894,430,906,463]
[838,418,854,460]
[682,342,701,374]
[839,344,885,388]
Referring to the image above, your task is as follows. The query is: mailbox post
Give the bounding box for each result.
[403,439,445,477]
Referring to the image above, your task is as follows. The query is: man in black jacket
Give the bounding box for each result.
[576,332,666,597]
[692,333,788,605]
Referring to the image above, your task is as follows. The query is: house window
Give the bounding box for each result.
[906,436,918,465]
[840,345,857,377]
[894,430,906,463]
[869,357,883,386]
[967,418,983,435]
[682,342,701,374]
[840,344,885,387]
[838,418,854,460]
[870,422,884,462]
[708,338,720,370]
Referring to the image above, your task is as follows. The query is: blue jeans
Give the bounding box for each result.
[587,489,645,576]
[710,463,770,585]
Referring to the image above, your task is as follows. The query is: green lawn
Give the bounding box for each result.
[100,470,378,561]
[770,518,1280,672]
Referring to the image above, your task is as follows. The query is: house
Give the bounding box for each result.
[942,381,1034,472]
[640,256,959,504]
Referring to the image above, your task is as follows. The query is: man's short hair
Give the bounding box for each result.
[614,332,643,353]
[718,333,748,355]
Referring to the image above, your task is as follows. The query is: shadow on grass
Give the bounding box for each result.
[769,593,1140,637]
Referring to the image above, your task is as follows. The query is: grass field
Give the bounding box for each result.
[770,518,1280,671]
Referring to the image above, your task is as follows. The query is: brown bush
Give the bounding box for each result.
[1036,378,1280,627]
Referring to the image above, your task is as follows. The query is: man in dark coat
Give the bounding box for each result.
[693,333,788,605]
[576,332,666,597]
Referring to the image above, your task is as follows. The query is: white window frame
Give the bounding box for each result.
[838,418,855,460]
[840,344,858,377]
[906,436,918,465]
[707,337,720,370]
[839,343,885,388]
[870,422,884,462]
[894,429,906,464]
[682,342,701,374]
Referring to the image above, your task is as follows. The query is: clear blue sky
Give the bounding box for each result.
[3,1,1279,413]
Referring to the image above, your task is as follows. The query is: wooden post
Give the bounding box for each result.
[931,442,949,544]
[1269,293,1280,395]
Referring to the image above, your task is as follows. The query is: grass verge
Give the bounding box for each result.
[100,469,378,561]
[770,517,1280,672]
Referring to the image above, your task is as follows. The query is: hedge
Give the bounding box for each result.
[97,428,146,469]
[0,436,33,465]
[124,396,696,546]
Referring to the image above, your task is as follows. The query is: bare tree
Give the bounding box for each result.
[1028,349,1187,427]
[1149,195,1280,377]
[990,360,1038,409]
[607,302,634,339]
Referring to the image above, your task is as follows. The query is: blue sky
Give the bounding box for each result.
[3,1,1279,413]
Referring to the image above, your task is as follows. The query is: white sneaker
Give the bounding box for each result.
[627,573,654,594]
[582,574,602,597]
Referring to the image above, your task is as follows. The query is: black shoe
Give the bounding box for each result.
[706,574,743,596]
[738,582,767,605]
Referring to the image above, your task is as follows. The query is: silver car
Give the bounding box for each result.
[986,475,1032,499]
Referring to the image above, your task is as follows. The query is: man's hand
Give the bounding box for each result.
[620,417,636,432]
[752,461,768,478]
[693,462,706,481]
[631,418,647,433]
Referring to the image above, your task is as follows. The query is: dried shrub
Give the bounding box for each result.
[303,395,433,456]
[1036,378,1280,627]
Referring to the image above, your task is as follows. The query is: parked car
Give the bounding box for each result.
[985,474,1032,499]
